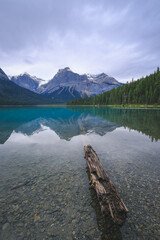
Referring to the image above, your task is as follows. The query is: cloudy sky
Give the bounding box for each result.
[0,0,160,82]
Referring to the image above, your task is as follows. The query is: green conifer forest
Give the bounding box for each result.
[68,68,160,106]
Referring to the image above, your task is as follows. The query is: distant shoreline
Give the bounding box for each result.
[0,104,160,110]
[67,104,160,110]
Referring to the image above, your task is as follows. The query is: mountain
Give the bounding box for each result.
[41,85,82,103]
[38,67,123,103]
[0,68,53,105]
[0,68,9,81]
[68,68,160,105]
[9,67,123,103]
[10,73,45,92]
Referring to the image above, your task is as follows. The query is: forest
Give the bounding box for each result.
[0,77,53,105]
[68,68,160,105]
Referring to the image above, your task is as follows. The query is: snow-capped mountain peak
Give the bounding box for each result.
[10,67,123,103]
[10,73,45,93]
[38,67,123,102]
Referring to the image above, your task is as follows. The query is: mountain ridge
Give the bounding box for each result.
[11,73,45,93]
[0,69,53,105]
[67,68,160,106]
[10,67,123,103]
[0,68,9,81]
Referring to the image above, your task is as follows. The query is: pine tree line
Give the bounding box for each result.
[68,68,160,105]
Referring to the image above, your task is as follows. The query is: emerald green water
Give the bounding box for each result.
[0,107,160,240]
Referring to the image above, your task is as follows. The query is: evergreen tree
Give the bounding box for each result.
[67,68,160,105]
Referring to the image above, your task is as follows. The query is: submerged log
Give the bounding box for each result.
[84,145,128,226]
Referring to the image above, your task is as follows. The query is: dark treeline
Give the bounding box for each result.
[0,78,53,105]
[68,68,160,105]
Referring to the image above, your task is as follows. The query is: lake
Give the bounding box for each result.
[0,106,160,240]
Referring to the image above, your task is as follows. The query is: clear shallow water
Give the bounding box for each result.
[0,106,160,240]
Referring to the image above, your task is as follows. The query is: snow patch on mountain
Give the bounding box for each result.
[10,73,45,93]
[9,67,123,103]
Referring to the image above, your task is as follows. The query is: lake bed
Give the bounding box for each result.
[0,107,160,240]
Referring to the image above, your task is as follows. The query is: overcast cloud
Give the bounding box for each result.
[0,0,160,82]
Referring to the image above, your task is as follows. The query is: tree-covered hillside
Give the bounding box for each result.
[0,77,53,105]
[68,68,160,105]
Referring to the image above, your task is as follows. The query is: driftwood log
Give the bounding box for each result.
[84,145,128,226]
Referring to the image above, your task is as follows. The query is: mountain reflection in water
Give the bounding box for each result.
[0,106,160,144]
[0,107,119,144]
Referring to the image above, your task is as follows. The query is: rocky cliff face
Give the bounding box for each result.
[11,73,45,93]
[10,67,123,103]
[38,67,123,102]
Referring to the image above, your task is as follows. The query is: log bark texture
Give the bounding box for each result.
[84,145,128,226]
